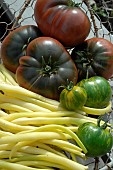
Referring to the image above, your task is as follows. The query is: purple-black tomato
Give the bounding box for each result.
[16,37,78,100]
[71,37,113,80]
[1,25,43,73]
[34,0,91,48]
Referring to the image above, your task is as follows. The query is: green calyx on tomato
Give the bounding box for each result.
[67,0,81,7]
[16,37,78,101]
[77,76,112,109]
[77,115,113,157]
[60,80,87,110]
[71,37,113,80]
[40,55,58,76]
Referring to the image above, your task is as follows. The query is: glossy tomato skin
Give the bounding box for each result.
[1,25,43,73]
[34,0,91,48]
[60,85,87,110]
[77,122,113,157]
[77,76,112,108]
[71,37,113,80]
[16,37,78,100]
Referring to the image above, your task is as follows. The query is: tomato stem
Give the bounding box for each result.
[66,80,74,91]
[97,114,109,129]
[58,79,74,91]
[41,55,58,75]
[44,65,51,72]
[67,0,81,7]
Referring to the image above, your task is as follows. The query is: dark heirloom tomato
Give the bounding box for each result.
[1,25,43,73]
[71,37,113,80]
[16,37,78,100]
[34,0,91,48]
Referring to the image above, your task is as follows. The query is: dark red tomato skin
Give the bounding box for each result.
[34,0,91,48]
[71,37,113,80]
[1,25,43,73]
[77,122,113,157]
[16,37,78,100]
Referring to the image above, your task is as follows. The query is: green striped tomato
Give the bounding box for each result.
[77,76,112,108]
[60,83,87,110]
[77,121,113,157]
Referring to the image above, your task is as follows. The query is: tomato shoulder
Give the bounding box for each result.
[1,25,43,73]
[16,37,78,100]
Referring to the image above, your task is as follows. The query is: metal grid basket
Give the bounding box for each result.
[0,0,113,169]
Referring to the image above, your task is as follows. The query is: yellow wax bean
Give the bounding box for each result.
[0,83,59,106]
[10,151,88,170]
[0,132,67,144]
[0,103,32,112]
[0,64,18,86]
[12,116,89,127]
[0,118,36,133]
[40,139,82,152]
[0,93,51,112]
[16,124,87,154]
[0,109,8,117]
[81,101,112,115]
[10,140,66,160]
[16,160,64,170]
[2,111,75,122]
[5,92,61,112]
[0,160,48,170]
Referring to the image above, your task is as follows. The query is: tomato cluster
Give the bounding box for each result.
[1,0,113,101]
[0,0,113,159]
